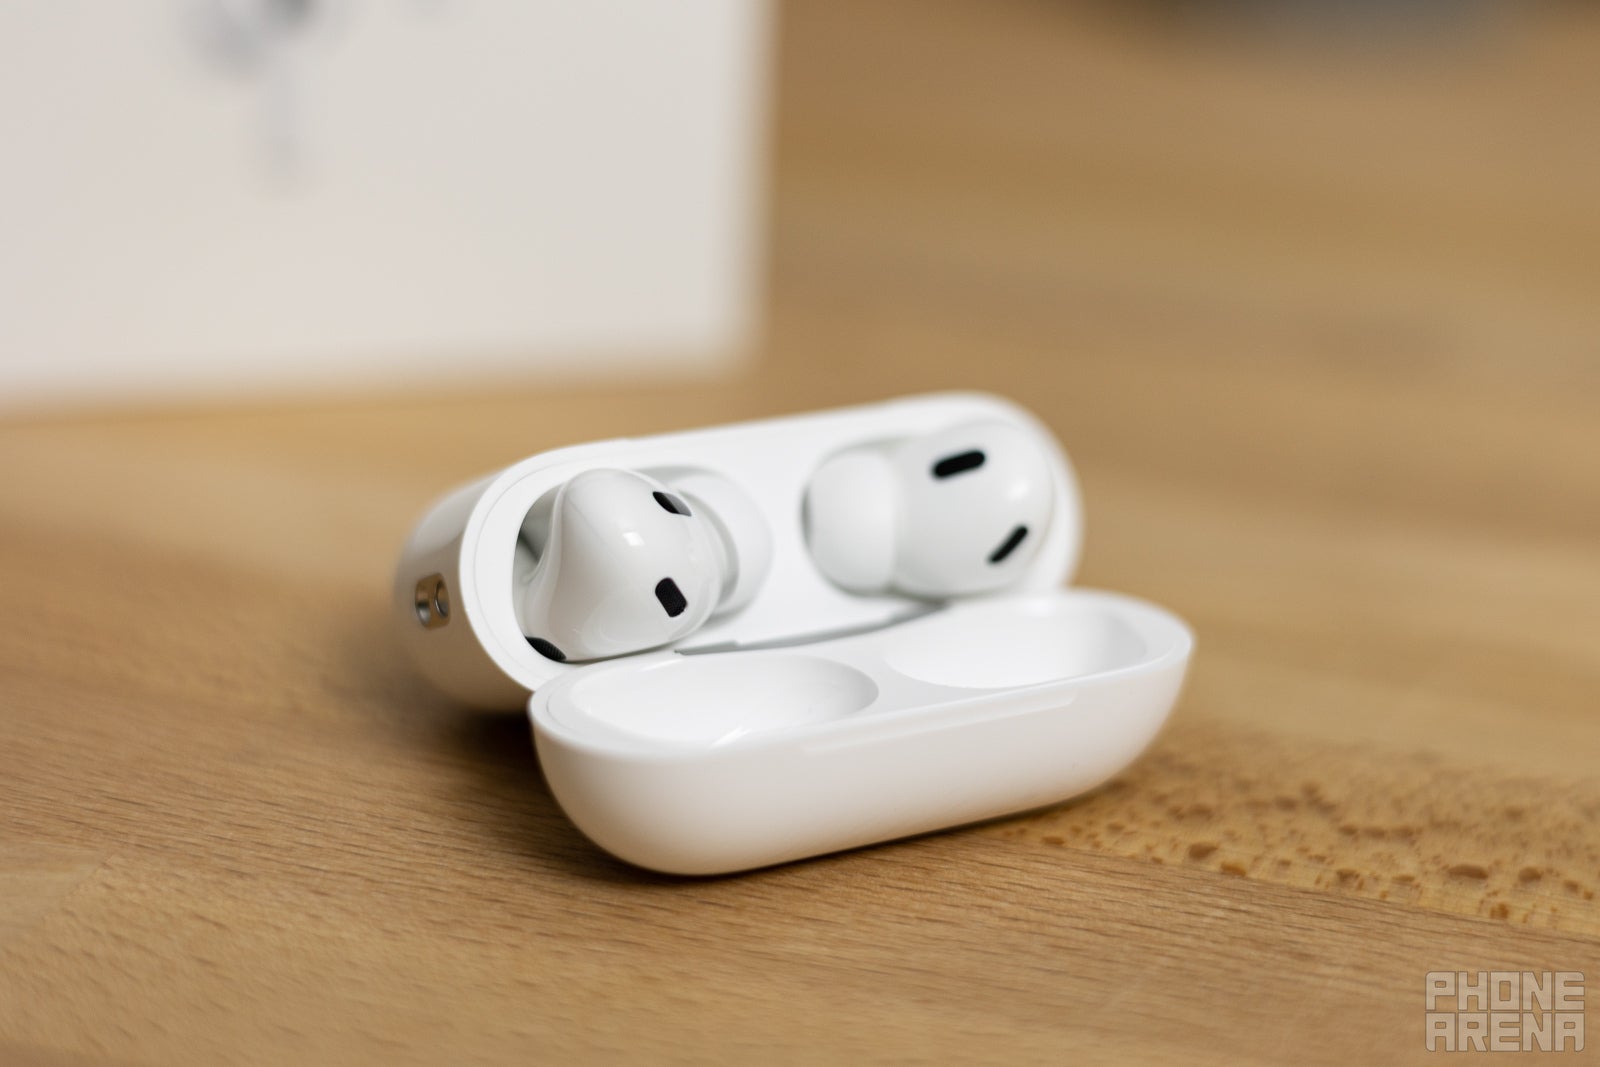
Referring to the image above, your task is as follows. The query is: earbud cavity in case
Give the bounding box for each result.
[394,393,1193,875]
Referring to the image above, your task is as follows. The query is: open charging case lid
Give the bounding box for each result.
[395,393,1192,875]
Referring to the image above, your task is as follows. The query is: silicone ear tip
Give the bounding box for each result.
[671,471,772,617]
[804,449,895,594]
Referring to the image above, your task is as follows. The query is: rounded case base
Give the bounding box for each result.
[532,589,1189,875]
[394,393,1193,874]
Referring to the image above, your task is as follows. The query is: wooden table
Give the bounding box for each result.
[3,2,1597,1062]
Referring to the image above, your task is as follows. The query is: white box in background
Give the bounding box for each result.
[0,0,771,409]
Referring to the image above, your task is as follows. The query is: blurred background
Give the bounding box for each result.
[4,0,1598,845]
[2,3,1599,1057]
[5,0,1600,863]
[5,0,1597,412]
[0,0,769,403]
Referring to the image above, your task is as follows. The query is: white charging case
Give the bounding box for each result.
[394,393,1193,875]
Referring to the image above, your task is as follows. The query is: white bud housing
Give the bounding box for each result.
[804,418,1055,598]
[392,393,1191,874]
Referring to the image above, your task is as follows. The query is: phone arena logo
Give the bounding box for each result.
[1425,972,1584,1052]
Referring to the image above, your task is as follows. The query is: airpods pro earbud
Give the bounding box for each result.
[515,468,771,663]
[803,418,1054,598]
[392,396,1190,875]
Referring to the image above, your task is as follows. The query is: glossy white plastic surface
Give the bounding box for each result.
[805,418,1056,596]
[514,469,728,662]
[393,393,1192,874]
[394,393,1081,705]
[532,590,1189,875]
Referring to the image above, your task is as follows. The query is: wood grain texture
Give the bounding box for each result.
[2,1,1598,1062]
